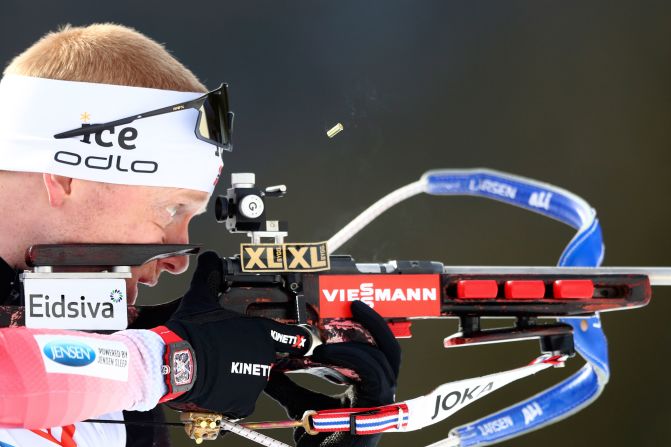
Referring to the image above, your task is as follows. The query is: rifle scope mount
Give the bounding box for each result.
[215,173,288,244]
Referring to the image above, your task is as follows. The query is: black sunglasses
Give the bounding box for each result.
[53,83,234,151]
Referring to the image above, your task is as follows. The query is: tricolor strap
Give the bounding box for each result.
[309,355,565,435]
[311,405,410,434]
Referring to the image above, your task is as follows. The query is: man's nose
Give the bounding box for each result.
[158,254,190,275]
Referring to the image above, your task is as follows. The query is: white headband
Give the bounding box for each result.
[0,75,223,193]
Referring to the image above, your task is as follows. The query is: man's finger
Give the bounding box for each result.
[350,301,401,378]
[312,343,396,405]
[189,251,223,293]
[265,371,341,419]
[172,251,222,318]
[312,343,396,391]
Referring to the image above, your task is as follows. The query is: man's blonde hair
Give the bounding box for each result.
[4,23,207,92]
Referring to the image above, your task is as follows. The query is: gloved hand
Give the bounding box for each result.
[265,301,401,447]
[161,251,313,419]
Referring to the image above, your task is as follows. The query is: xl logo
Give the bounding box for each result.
[240,242,330,272]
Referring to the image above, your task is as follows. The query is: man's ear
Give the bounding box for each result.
[42,174,73,207]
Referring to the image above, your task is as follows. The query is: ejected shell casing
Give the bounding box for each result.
[327,123,344,138]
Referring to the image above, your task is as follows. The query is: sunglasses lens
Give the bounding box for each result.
[196,88,232,151]
[197,104,214,141]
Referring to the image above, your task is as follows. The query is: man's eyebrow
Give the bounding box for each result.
[175,189,210,202]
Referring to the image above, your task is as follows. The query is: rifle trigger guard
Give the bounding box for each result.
[298,324,323,357]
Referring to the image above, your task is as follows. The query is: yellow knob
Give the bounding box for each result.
[209,421,217,429]
[200,420,208,428]
[195,437,203,445]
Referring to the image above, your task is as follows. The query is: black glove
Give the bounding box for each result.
[265,301,401,447]
[162,251,313,419]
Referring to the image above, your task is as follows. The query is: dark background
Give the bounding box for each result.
[2,1,670,445]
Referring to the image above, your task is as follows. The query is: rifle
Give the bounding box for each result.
[12,169,671,446]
